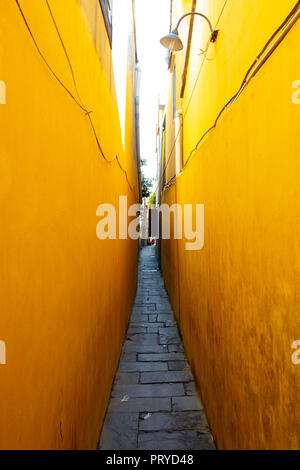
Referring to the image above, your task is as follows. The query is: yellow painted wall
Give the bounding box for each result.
[161,0,300,449]
[0,0,139,449]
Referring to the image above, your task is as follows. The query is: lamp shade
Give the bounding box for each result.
[160,31,184,51]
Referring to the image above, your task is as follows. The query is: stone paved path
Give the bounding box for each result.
[99,245,215,450]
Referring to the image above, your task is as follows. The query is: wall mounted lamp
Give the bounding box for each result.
[160,12,219,52]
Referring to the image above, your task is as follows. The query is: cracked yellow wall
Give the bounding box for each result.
[0,0,138,449]
[162,0,300,449]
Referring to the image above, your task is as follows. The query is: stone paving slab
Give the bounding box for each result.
[168,360,190,370]
[130,314,149,322]
[168,344,184,352]
[127,327,147,334]
[184,382,198,396]
[138,352,186,362]
[172,396,204,411]
[130,322,165,328]
[155,304,173,313]
[158,327,181,345]
[141,370,193,384]
[108,397,171,413]
[126,333,158,346]
[133,305,156,313]
[147,326,159,333]
[99,245,215,450]
[138,430,215,450]
[157,314,174,322]
[122,343,167,354]
[100,413,139,450]
[148,314,158,323]
[139,411,210,433]
[119,361,168,372]
[147,289,168,297]
[112,383,185,398]
[114,372,140,385]
[120,352,137,362]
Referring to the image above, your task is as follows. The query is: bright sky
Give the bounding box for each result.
[112,0,170,183]
[135,0,170,181]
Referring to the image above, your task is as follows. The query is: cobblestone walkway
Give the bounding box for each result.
[99,245,215,450]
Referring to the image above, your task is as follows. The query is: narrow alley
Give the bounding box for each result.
[0,0,299,452]
[99,245,215,450]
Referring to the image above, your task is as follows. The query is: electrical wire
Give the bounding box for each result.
[45,0,138,197]
[154,0,229,197]
[15,0,138,198]
[45,0,84,108]
[15,0,88,113]
[162,0,300,193]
